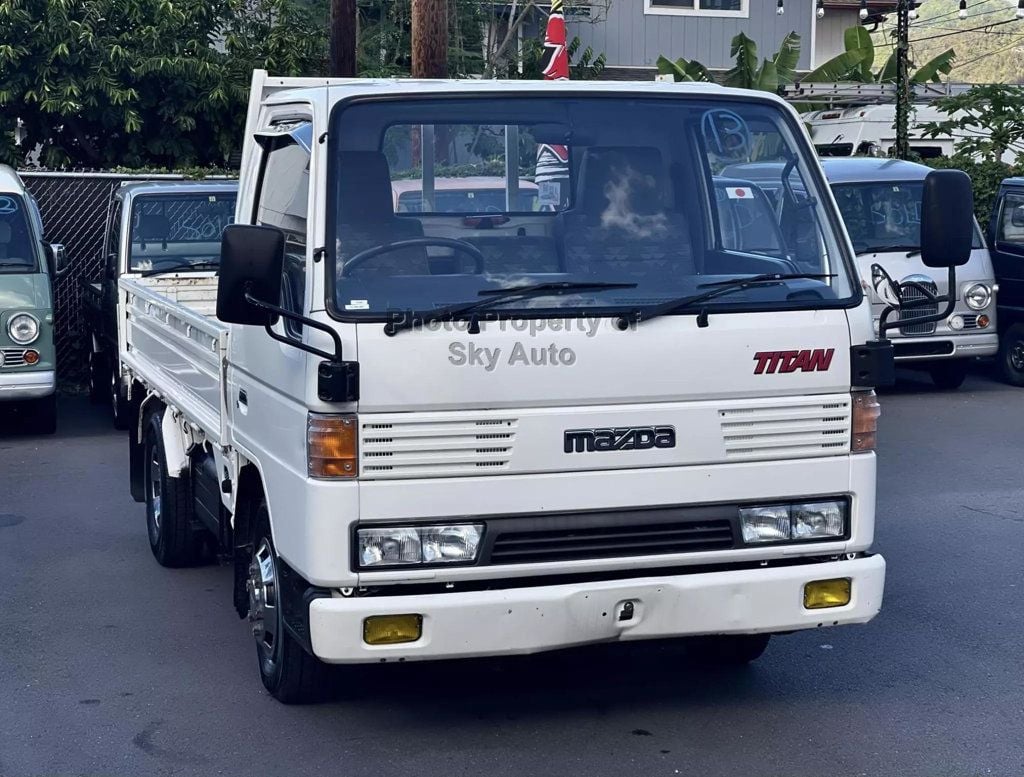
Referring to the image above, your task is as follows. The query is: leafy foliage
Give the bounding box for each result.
[919,85,1024,164]
[658,31,804,93]
[0,0,326,168]
[925,155,1019,225]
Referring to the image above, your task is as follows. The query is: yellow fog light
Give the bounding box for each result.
[363,614,423,645]
[803,578,852,609]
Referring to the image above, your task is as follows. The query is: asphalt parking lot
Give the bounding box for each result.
[1,366,1022,777]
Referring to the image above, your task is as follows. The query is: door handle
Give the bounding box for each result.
[237,389,248,414]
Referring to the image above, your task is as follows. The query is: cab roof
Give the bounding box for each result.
[0,164,28,195]
[118,180,238,198]
[819,157,934,184]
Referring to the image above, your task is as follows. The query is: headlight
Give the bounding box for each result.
[358,524,484,568]
[7,313,39,345]
[739,500,847,544]
[964,283,992,310]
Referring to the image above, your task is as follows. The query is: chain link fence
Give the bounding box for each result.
[20,171,233,385]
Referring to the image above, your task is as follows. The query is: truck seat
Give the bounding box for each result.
[558,147,695,283]
[464,235,562,276]
[336,151,430,277]
[136,214,171,250]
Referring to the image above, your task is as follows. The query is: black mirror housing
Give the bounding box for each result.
[216,224,284,326]
[920,170,974,269]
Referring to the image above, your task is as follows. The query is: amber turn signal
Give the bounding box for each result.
[804,578,852,609]
[307,413,358,478]
[851,391,880,452]
[23,350,40,365]
[363,614,423,645]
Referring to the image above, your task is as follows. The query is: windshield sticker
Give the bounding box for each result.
[345,299,370,310]
[701,110,751,162]
[725,187,753,200]
[0,196,19,215]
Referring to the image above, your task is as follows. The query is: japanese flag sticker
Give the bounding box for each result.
[726,187,752,200]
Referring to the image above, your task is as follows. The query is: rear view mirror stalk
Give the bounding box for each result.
[878,265,956,338]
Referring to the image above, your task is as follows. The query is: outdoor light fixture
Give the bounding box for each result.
[859,0,868,20]
[817,0,825,18]
[909,3,918,19]
[1017,0,1024,19]
[959,0,967,19]
[777,0,784,15]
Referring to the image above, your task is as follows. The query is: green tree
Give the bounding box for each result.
[920,84,1024,164]
[0,0,326,168]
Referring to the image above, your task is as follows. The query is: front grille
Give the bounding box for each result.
[962,314,979,330]
[893,340,954,357]
[899,279,938,335]
[719,399,851,461]
[0,348,28,367]
[488,519,734,564]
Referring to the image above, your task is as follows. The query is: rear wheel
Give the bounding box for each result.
[688,634,771,666]
[999,323,1024,387]
[144,409,196,567]
[110,365,129,430]
[249,500,329,704]
[929,360,969,390]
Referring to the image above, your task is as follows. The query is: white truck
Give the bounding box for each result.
[118,71,976,703]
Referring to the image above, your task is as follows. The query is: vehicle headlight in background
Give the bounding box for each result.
[358,524,484,568]
[964,283,992,310]
[739,500,848,544]
[7,313,39,345]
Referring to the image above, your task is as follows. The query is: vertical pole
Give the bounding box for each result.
[329,0,357,77]
[412,0,449,78]
[421,125,436,212]
[894,0,911,159]
[505,125,520,210]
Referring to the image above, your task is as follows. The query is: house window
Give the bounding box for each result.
[645,0,747,16]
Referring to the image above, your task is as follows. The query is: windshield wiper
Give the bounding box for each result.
[0,261,33,268]
[625,273,835,328]
[855,245,916,256]
[140,261,220,278]
[383,281,637,336]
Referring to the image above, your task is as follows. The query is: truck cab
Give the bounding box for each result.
[986,177,1024,385]
[82,180,237,427]
[117,73,977,703]
[0,164,66,433]
[823,158,997,389]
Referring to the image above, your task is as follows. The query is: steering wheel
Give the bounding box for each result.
[341,237,486,275]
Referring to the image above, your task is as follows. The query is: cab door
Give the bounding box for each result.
[989,186,1024,311]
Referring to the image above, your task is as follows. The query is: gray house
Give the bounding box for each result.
[565,0,895,77]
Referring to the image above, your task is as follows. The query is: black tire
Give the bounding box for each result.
[88,349,106,404]
[998,323,1024,387]
[249,500,329,704]
[687,634,771,666]
[144,408,196,567]
[26,394,57,435]
[929,360,969,390]
[110,364,130,431]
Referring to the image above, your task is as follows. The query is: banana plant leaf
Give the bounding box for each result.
[911,48,956,84]
[772,31,802,86]
[724,31,759,89]
[655,54,714,83]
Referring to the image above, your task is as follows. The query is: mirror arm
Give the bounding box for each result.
[243,289,344,362]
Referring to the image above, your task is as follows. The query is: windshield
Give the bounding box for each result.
[0,194,39,272]
[831,181,983,255]
[327,96,856,319]
[129,193,236,272]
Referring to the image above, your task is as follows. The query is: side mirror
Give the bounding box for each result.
[44,243,68,276]
[920,169,974,269]
[216,224,284,326]
[871,263,901,308]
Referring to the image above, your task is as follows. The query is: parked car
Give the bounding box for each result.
[0,164,66,433]
[823,158,997,389]
[82,180,237,428]
[392,177,539,213]
[986,177,1024,385]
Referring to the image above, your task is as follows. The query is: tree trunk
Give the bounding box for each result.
[412,0,448,78]
[330,0,357,77]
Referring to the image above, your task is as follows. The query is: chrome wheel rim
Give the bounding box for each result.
[147,448,162,545]
[110,369,121,418]
[1011,341,1024,372]
[248,539,280,675]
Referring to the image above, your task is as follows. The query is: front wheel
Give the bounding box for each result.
[88,349,106,404]
[249,500,330,704]
[110,365,129,430]
[929,360,969,390]
[999,323,1024,386]
[687,634,771,666]
[144,409,197,567]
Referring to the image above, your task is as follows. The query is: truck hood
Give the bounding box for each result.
[355,309,851,413]
[0,273,51,311]
[353,309,855,479]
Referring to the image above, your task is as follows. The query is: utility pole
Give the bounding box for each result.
[329,0,357,77]
[894,0,911,159]
[412,0,449,78]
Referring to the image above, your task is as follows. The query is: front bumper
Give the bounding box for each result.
[892,332,997,362]
[309,554,885,663]
[0,369,55,400]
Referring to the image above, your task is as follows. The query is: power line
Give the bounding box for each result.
[912,0,1002,24]
[950,32,1024,66]
[906,16,1022,42]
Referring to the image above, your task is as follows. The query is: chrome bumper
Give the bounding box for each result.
[0,369,56,400]
[892,332,998,362]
